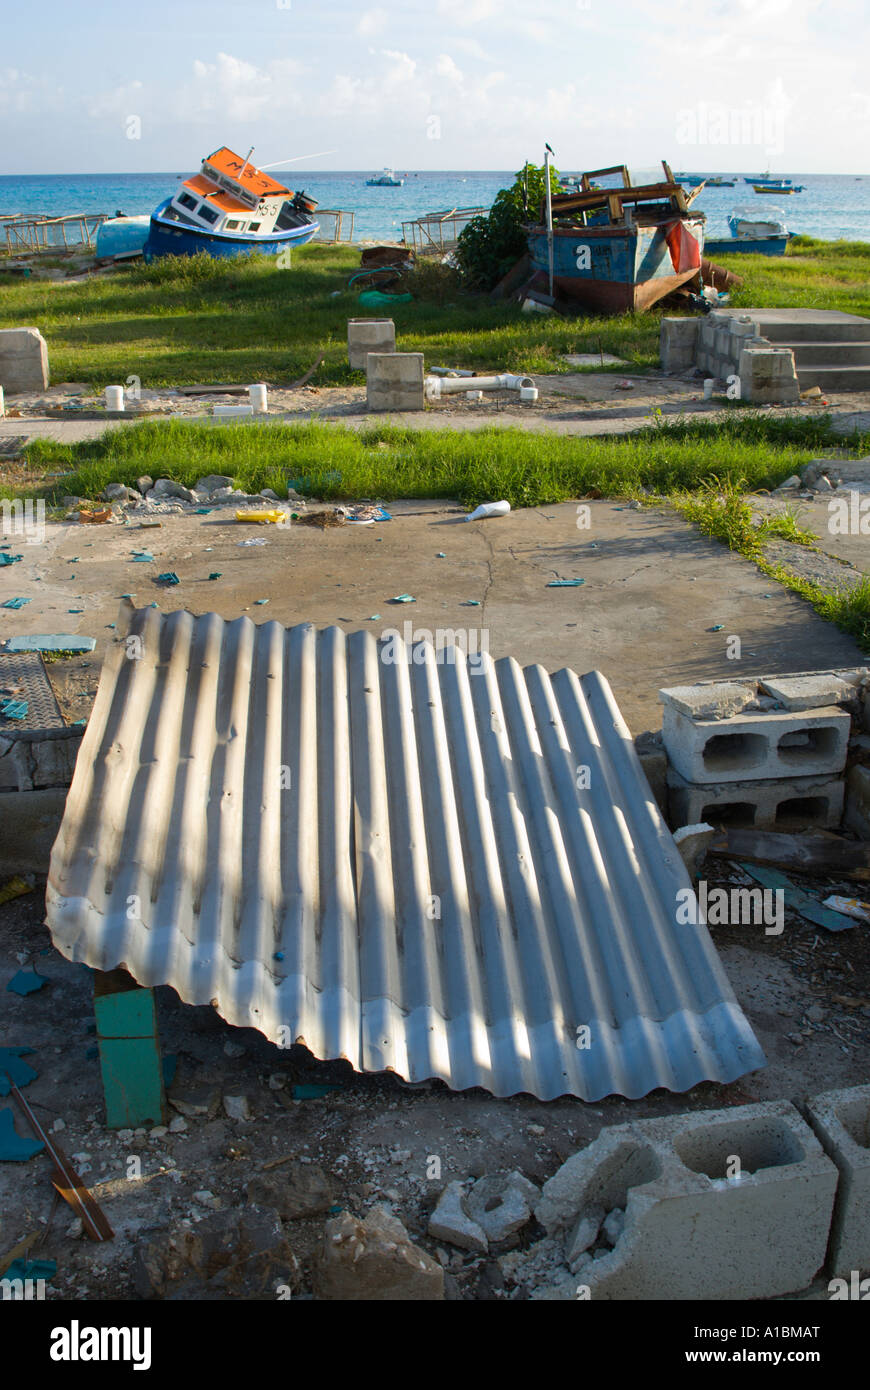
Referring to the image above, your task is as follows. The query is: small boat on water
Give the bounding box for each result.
[753,182,803,194]
[704,207,792,257]
[705,176,736,187]
[525,161,705,313]
[366,168,404,187]
[143,146,319,261]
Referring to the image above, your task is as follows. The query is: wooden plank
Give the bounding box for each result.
[549,181,684,216]
[708,829,870,882]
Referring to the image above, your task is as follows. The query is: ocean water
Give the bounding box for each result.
[1,170,869,244]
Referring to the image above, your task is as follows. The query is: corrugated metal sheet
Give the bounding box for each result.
[46,608,766,1101]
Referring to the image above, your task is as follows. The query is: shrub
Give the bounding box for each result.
[455,161,560,292]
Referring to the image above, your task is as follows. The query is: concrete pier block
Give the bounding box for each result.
[0,327,49,392]
[366,352,424,412]
[806,1085,870,1279]
[666,768,844,830]
[659,318,698,372]
[348,318,396,370]
[738,345,800,403]
[662,702,850,784]
[535,1101,838,1300]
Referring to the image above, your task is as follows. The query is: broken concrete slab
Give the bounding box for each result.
[805,1085,870,1280]
[659,681,758,722]
[759,672,866,712]
[246,1161,333,1220]
[315,1205,444,1300]
[428,1180,488,1253]
[464,1170,539,1248]
[133,1206,299,1299]
[533,1101,838,1301]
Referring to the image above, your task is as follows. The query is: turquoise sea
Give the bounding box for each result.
[1,170,869,244]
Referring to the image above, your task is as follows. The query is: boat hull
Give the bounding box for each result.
[143,203,319,262]
[705,235,788,257]
[526,219,704,313]
[95,216,150,261]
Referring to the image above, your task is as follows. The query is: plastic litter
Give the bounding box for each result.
[708,624,725,632]
[156,572,180,586]
[254,598,269,605]
[0,1109,44,1162]
[0,1047,38,1095]
[547,579,585,587]
[0,877,34,908]
[0,700,28,720]
[7,969,47,996]
[234,509,285,524]
[4,1258,57,1284]
[465,500,510,521]
[390,594,416,603]
[131,551,153,562]
[0,553,23,566]
[237,538,268,546]
[1,597,31,609]
[460,600,481,606]
[822,896,870,924]
[292,1083,343,1100]
[208,572,222,581]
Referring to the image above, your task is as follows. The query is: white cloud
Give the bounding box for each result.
[436,0,497,25]
[435,54,463,83]
[357,8,388,37]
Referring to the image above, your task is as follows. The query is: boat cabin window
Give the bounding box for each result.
[275,199,303,232]
[197,204,219,225]
[177,192,199,211]
[247,222,261,232]
[225,219,244,230]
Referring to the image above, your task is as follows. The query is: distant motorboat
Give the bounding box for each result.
[705,176,736,187]
[143,145,319,261]
[366,168,405,187]
[748,175,805,192]
[705,207,792,257]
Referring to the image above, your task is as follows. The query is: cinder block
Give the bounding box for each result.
[806,1085,870,1279]
[738,346,800,404]
[366,352,425,412]
[662,702,850,784]
[534,1101,838,1300]
[348,317,396,370]
[659,318,698,372]
[0,733,83,792]
[0,327,49,392]
[667,768,843,829]
[0,787,68,875]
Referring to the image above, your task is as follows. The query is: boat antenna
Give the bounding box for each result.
[238,146,255,179]
[259,150,338,170]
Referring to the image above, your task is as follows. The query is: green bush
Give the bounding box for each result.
[455,161,560,291]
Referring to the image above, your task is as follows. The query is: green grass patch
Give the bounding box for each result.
[20,413,855,511]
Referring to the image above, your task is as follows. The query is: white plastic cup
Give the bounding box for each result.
[105,385,125,411]
[249,383,268,413]
[703,378,715,399]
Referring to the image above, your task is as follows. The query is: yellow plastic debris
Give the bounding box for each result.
[0,876,35,907]
[234,510,285,525]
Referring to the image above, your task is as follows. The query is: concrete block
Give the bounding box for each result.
[806,1085,870,1278]
[366,352,424,412]
[0,327,49,393]
[534,1101,838,1300]
[0,787,68,874]
[659,318,698,372]
[738,346,800,404]
[662,702,850,784]
[667,768,844,830]
[659,681,758,721]
[844,763,870,837]
[348,318,396,370]
[759,672,863,711]
[634,731,667,813]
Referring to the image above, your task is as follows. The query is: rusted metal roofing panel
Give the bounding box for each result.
[46,609,765,1101]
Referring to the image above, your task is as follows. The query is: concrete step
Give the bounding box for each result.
[794,364,870,391]
[789,341,870,366]
[759,318,870,344]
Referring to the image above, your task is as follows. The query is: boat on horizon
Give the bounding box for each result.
[704,206,792,257]
[143,146,320,261]
[746,175,805,192]
[366,168,405,186]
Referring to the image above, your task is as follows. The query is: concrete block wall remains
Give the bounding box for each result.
[0,327,50,392]
[844,764,870,837]
[662,703,850,785]
[738,345,801,404]
[0,729,84,792]
[0,788,69,875]
[667,768,845,831]
[347,318,396,370]
[659,318,698,372]
[366,352,425,412]
[805,1085,870,1280]
[533,1101,838,1300]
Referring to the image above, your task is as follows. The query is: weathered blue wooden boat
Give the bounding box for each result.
[143,146,319,262]
[526,162,705,313]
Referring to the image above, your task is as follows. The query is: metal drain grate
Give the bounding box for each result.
[0,436,29,457]
[0,651,65,731]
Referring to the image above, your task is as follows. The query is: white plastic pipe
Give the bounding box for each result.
[105,385,125,411]
[249,383,268,412]
[426,373,534,397]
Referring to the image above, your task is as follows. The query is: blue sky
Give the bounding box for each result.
[2,0,868,174]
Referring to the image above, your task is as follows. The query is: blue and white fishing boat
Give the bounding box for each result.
[366,168,404,187]
[704,207,792,257]
[95,215,150,261]
[143,146,319,261]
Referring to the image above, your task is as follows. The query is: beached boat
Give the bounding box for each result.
[525,161,705,313]
[95,215,150,262]
[366,169,404,187]
[704,207,791,257]
[143,147,319,261]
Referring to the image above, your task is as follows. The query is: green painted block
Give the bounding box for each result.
[96,1036,166,1130]
[94,987,156,1039]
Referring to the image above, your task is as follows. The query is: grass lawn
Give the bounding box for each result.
[1,236,869,390]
